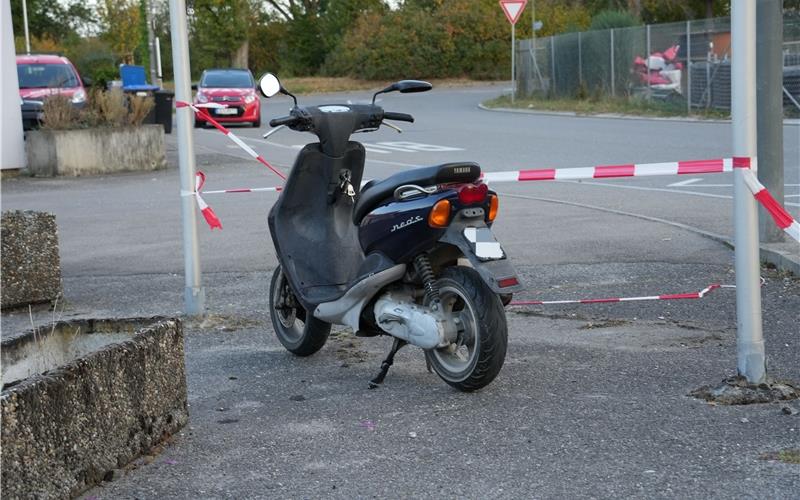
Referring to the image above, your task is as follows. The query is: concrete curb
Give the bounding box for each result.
[478,103,800,126]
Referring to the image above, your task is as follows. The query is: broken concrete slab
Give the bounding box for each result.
[1,317,188,499]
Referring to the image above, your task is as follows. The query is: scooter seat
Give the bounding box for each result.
[353,162,481,224]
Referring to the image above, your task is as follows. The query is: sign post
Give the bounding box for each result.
[499,0,528,103]
[731,0,766,383]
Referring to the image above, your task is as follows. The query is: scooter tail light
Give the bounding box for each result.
[428,199,451,228]
[488,194,499,222]
[458,183,488,205]
[498,277,519,288]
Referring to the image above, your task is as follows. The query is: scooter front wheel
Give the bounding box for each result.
[425,267,508,392]
[269,266,331,356]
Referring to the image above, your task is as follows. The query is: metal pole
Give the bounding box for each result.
[155,37,163,85]
[168,0,205,315]
[610,29,615,97]
[21,0,31,54]
[512,23,516,103]
[732,0,766,384]
[578,31,582,88]
[646,24,651,100]
[756,0,784,243]
[551,36,556,95]
[146,0,158,86]
[686,20,692,114]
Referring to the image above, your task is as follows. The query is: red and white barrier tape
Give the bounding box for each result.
[510,283,730,306]
[741,169,800,242]
[178,113,797,242]
[193,171,222,230]
[481,157,750,183]
[175,100,286,180]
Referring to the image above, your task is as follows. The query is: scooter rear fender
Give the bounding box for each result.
[438,216,524,295]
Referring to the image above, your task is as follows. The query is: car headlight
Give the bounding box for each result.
[71,89,86,104]
[244,94,256,104]
[197,93,208,103]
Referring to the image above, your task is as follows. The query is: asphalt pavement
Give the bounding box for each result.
[2,84,799,499]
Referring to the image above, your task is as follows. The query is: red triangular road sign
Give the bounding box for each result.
[499,0,527,25]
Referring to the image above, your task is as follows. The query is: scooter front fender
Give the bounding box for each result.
[438,218,524,295]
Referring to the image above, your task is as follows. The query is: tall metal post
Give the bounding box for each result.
[578,31,582,87]
[155,37,163,84]
[146,0,158,86]
[511,23,516,103]
[168,0,205,315]
[686,20,692,114]
[550,36,556,95]
[756,0,784,243]
[610,29,615,97]
[646,24,651,100]
[21,0,30,53]
[731,0,766,383]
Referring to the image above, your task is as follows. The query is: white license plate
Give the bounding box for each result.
[216,108,238,115]
[463,227,505,261]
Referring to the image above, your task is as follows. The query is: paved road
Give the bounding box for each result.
[2,85,799,499]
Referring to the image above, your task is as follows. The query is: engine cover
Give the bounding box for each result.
[373,290,455,350]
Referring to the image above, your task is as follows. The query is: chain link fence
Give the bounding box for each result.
[516,13,800,113]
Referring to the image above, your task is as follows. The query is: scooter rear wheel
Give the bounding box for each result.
[425,267,508,392]
[269,266,331,356]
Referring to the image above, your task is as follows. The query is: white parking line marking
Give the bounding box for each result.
[560,180,800,207]
[667,182,799,188]
[376,141,464,152]
[667,178,702,187]
[361,141,465,154]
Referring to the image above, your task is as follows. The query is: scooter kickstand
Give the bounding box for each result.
[368,338,406,389]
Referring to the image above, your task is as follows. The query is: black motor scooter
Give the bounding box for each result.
[258,73,522,391]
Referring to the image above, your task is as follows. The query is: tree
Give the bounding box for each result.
[189,0,250,71]
[262,0,325,21]
[98,0,142,63]
[320,0,385,55]
[11,0,94,44]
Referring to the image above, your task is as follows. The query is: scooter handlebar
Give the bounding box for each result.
[383,111,414,123]
[269,115,298,128]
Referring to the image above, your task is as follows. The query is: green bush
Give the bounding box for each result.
[324,0,516,80]
[590,9,641,30]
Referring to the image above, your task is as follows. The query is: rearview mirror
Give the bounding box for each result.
[372,79,432,103]
[258,73,282,98]
[395,80,433,93]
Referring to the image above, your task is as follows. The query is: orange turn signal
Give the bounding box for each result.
[428,199,451,228]
[488,194,499,222]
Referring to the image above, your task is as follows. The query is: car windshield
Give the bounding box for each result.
[200,70,253,88]
[17,63,79,88]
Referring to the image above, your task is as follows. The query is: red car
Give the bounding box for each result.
[16,54,88,129]
[193,68,261,128]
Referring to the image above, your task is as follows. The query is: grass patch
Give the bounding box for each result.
[165,77,498,95]
[281,77,498,94]
[760,449,800,464]
[484,94,732,120]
